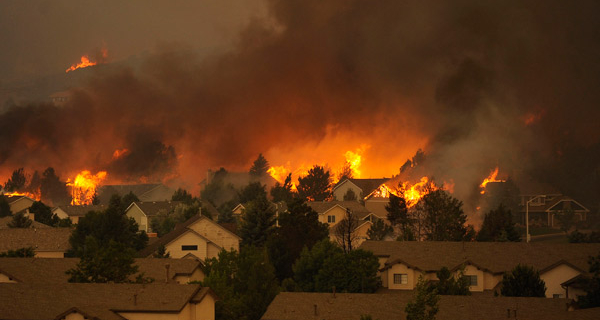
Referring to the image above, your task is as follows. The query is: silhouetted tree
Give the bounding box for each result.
[367,219,393,240]
[430,267,470,295]
[405,276,439,320]
[238,182,267,204]
[29,201,58,226]
[172,188,194,204]
[297,165,331,201]
[556,208,577,233]
[153,244,170,258]
[4,168,26,191]
[337,162,353,182]
[8,212,32,228]
[270,173,294,204]
[239,196,276,247]
[333,209,359,253]
[578,253,600,308]
[40,167,70,205]
[0,247,35,257]
[0,196,11,217]
[500,264,546,297]
[25,170,41,195]
[386,194,413,240]
[67,238,139,283]
[416,190,470,241]
[249,153,270,178]
[476,204,520,242]
[120,191,139,211]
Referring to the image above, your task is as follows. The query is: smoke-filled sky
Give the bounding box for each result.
[1,0,599,211]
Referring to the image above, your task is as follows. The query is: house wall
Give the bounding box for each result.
[117,312,180,320]
[364,200,389,221]
[463,264,485,292]
[165,232,209,259]
[566,287,587,301]
[35,251,65,258]
[194,293,216,320]
[207,243,221,259]
[484,273,502,291]
[10,198,34,214]
[126,205,148,233]
[541,264,582,298]
[53,208,69,220]
[318,206,347,227]
[188,219,239,252]
[64,312,86,320]
[333,181,362,201]
[71,216,80,224]
[0,272,18,283]
[354,222,372,247]
[386,263,418,290]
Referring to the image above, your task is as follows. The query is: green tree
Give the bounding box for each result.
[0,196,11,217]
[238,182,267,204]
[25,170,41,195]
[578,253,600,308]
[4,168,26,191]
[476,204,520,242]
[150,212,177,237]
[249,153,270,178]
[8,212,32,228]
[202,247,279,320]
[297,165,331,201]
[293,239,343,292]
[270,173,294,204]
[386,194,413,240]
[367,219,393,240]
[405,276,439,320]
[500,264,546,297]
[29,201,59,226]
[0,247,35,257]
[120,191,139,211]
[172,188,194,204]
[239,196,276,247]
[431,267,470,295]
[266,198,329,281]
[556,208,577,234]
[67,237,139,283]
[416,190,470,241]
[40,167,71,205]
[153,244,170,258]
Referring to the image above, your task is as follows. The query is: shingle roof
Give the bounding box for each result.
[97,184,170,204]
[0,227,72,253]
[358,241,600,274]
[0,216,51,229]
[0,283,212,320]
[129,201,182,217]
[261,292,574,320]
[333,178,390,196]
[54,204,108,216]
[0,258,201,283]
[307,201,372,219]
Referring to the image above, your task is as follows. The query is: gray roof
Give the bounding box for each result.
[358,241,600,274]
[307,201,372,219]
[261,292,577,320]
[129,201,182,217]
[0,283,213,320]
[0,258,201,284]
[0,216,51,229]
[0,227,72,253]
[54,204,108,216]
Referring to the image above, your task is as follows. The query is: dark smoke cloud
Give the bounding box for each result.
[1,0,599,212]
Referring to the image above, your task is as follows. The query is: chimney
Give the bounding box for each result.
[133,293,138,306]
[314,304,318,316]
[165,264,170,283]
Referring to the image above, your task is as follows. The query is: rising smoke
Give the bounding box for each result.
[1,0,599,211]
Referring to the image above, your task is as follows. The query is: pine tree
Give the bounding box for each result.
[297,165,331,201]
[500,264,546,297]
[405,276,439,320]
[249,153,270,178]
[8,212,32,228]
[239,196,276,247]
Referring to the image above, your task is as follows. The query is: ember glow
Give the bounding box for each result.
[479,167,505,194]
[3,191,41,201]
[366,177,441,208]
[344,148,363,178]
[112,148,129,160]
[67,170,107,205]
[65,49,107,73]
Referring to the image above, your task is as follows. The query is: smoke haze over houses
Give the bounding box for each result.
[0,0,599,214]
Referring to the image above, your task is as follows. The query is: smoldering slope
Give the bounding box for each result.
[0,0,599,210]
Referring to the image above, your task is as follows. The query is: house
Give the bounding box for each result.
[261,291,597,320]
[0,258,204,284]
[518,194,590,228]
[0,227,72,258]
[1,195,36,215]
[307,201,380,246]
[52,204,107,224]
[358,241,600,299]
[97,183,175,204]
[0,283,216,320]
[125,201,182,233]
[232,201,287,226]
[332,178,390,201]
[139,214,240,259]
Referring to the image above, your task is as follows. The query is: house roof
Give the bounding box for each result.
[1,195,35,205]
[307,201,372,220]
[0,227,72,253]
[97,184,173,204]
[333,178,390,196]
[0,283,214,320]
[138,214,240,257]
[261,292,573,320]
[53,204,108,216]
[0,258,202,284]
[0,216,51,229]
[519,195,590,213]
[358,241,600,274]
[127,201,182,217]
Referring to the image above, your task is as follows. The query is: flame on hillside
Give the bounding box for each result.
[479,167,505,194]
[366,176,440,207]
[67,170,107,205]
[65,48,108,73]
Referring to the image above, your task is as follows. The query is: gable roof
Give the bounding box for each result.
[126,201,182,217]
[261,292,572,320]
[0,216,51,229]
[97,184,172,204]
[307,201,372,220]
[359,241,600,274]
[520,195,590,213]
[53,204,108,217]
[0,227,72,253]
[138,215,240,257]
[0,283,214,320]
[0,258,202,284]
[333,178,390,196]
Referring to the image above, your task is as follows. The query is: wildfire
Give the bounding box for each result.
[366,176,440,207]
[65,49,108,73]
[112,148,129,160]
[344,149,363,178]
[67,170,107,205]
[2,191,40,201]
[267,166,290,184]
[479,167,505,194]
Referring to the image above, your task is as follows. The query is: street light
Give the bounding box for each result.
[526,195,546,243]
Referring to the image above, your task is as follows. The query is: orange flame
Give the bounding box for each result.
[112,148,129,160]
[479,167,505,194]
[366,176,441,208]
[67,170,107,205]
[267,165,290,184]
[344,149,363,178]
[65,49,107,73]
[3,191,40,201]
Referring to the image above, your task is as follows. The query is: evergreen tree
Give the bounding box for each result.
[67,237,139,283]
[0,247,35,257]
[556,208,577,234]
[337,162,353,183]
[249,153,270,178]
[171,188,194,204]
[476,204,520,242]
[238,182,267,204]
[29,201,59,226]
[40,167,70,205]
[120,191,139,211]
[386,194,413,240]
[431,267,470,295]
[416,190,470,241]
[153,244,171,258]
[0,196,11,217]
[239,196,276,247]
[4,168,26,191]
[8,212,32,228]
[270,173,294,204]
[405,276,439,320]
[293,239,343,292]
[297,165,331,201]
[500,264,546,297]
[367,219,393,240]
[578,254,600,308]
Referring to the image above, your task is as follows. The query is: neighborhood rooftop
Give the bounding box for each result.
[0,227,71,253]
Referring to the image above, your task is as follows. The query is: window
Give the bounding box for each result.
[466,275,477,286]
[393,274,408,284]
[181,245,198,251]
[327,215,336,223]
